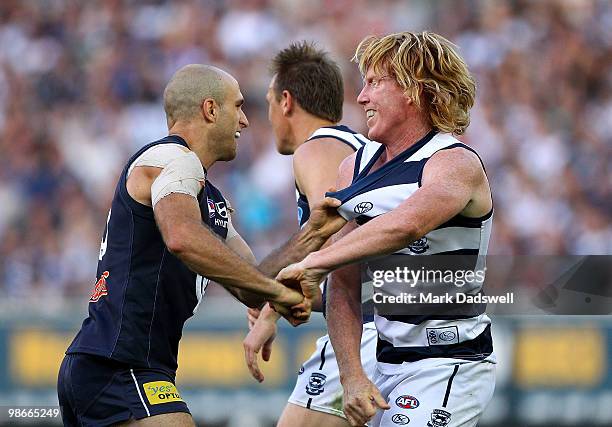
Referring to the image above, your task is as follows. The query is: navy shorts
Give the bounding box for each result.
[57,353,190,426]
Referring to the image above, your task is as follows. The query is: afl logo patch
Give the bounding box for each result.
[207,199,215,218]
[395,395,419,409]
[354,201,373,214]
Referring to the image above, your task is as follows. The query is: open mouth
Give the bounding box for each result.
[234,131,241,139]
[366,109,376,118]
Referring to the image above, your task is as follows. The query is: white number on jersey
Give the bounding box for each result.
[99,209,112,261]
[193,274,210,314]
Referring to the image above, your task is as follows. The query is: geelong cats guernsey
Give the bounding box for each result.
[295,125,367,226]
[329,130,495,364]
[67,135,229,375]
[294,125,371,321]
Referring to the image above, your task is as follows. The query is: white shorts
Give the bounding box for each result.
[288,322,378,418]
[371,358,496,427]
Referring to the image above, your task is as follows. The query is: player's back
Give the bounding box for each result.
[66,135,229,375]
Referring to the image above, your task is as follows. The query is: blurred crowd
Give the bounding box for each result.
[0,0,610,301]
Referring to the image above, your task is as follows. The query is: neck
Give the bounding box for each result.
[383,120,433,160]
[291,113,336,150]
[168,122,216,170]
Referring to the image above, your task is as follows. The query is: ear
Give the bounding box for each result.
[281,90,293,116]
[201,98,217,123]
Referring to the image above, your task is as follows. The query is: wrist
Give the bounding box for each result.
[262,302,281,321]
[302,252,330,273]
[339,368,368,387]
[300,223,327,249]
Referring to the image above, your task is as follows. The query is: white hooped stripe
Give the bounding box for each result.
[307,127,365,150]
[130,369,150,417]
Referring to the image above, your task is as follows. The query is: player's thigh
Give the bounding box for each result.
[115,412,195,427]
[374,360,495,427]
[278,403,349,427]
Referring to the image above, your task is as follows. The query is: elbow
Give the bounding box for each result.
[387,221,421,249]
[164,225,191,257]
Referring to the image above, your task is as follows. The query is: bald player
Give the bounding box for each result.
[57,65,345,427]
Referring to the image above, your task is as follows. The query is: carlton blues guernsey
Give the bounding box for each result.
[329,131,495,364]
[66,135,229,375]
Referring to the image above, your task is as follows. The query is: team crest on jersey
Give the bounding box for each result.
[427,409,451,427]
[395,395,419,409]
[215,202,228,219]
[407,237,429,254]
[89,271,109,303]
[207,199,216,218]
[305,372,327,396]
[354,201,373,214]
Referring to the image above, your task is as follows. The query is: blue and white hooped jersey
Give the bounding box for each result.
[66,135,229,375]
[293,125,373,322]
[329,130,494,365]
[295,125,368,227]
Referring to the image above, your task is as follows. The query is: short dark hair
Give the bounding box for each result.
[271,42,343,122]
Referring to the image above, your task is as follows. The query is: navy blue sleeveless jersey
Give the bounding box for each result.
[66,135,229,375]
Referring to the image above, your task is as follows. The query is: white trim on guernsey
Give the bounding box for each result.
[130,368,151,417]
[404,133,460,163]
[307,127,365,149]
[358,140,383,173]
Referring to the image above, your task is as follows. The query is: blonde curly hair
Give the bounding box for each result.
[354,31,476,135]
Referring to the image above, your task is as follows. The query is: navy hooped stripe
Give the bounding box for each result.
[376,324,493,364]
[435,210,493,229]
[352,147,364,183]
[323,125,357,134]
[328,130,437,203]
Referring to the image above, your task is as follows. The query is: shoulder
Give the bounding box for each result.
[424,145,484,185]
[135,143,191,167]
[294,136,355,163]
[336,152,358,189]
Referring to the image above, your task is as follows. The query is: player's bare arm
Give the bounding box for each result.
[282,147,491,277]
[279,154,390,424]
[225,232,270,307]
[127,164,303,310]
[292,137,355,310]
[242,139,352,381]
